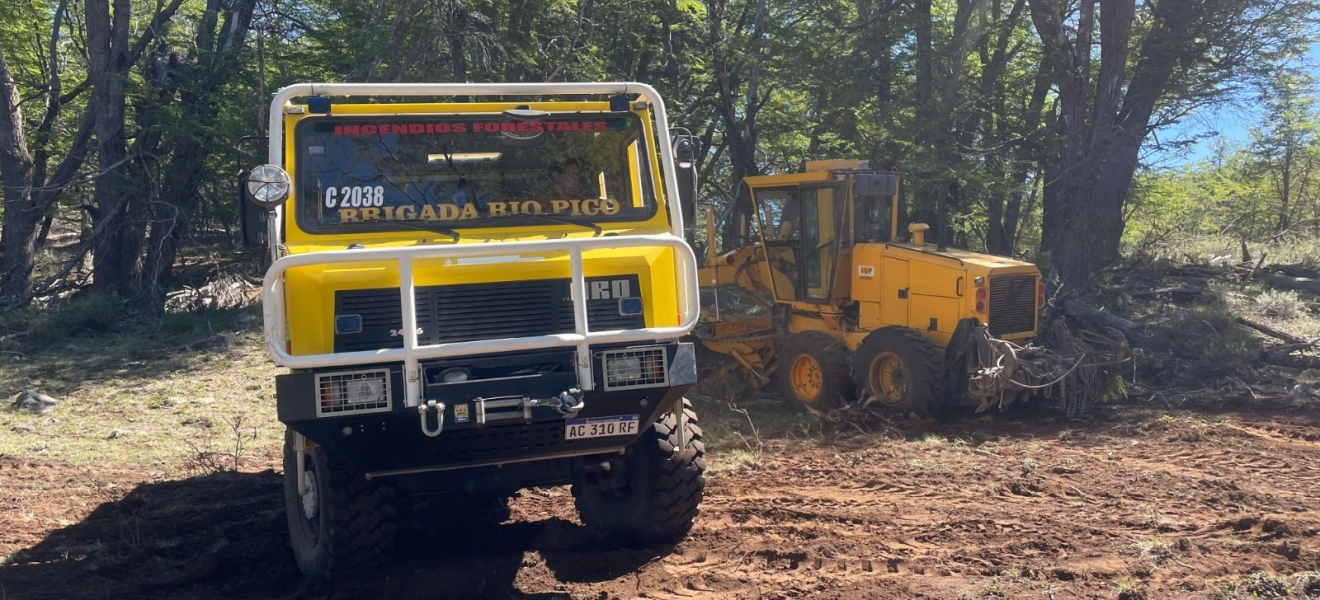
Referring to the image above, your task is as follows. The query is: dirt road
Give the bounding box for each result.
[2,401,1318,599]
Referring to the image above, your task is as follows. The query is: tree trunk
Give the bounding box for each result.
[86,0,134,296]
[709,0,767,251]
[0,49,37,302]
[130,0,256,311]
[1029,0,1196,291]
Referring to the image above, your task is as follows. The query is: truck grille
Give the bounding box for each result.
[988,274,1037,336]
[334,276,643,352]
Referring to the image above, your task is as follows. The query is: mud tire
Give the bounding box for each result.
[572,399,705,544]
[283,429,397,576]
[853,327,944,417]
[774,331,853,410]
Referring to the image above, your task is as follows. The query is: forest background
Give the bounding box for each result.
[1,0,1319,316]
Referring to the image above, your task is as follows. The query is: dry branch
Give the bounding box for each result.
[1259,350,1320,371]
[1132,285,1203,301]
[1264,273,1320,294]
[1271,263,1320,279]
[1234,317,1307,344]
[1062,299,1143,339]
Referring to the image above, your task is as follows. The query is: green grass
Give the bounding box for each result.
[0,305,284,469]
[1,302,818,473]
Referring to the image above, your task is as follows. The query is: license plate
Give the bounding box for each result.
[565,415,640,440]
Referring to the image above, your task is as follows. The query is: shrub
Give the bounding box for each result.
[1254,290,1305,320]
[1242,572,1291,599]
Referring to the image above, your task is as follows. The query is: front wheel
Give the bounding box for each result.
[572,399,706,544]
[283,429,398,576]
[774,331,853,410]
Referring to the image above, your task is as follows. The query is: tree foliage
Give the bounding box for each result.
[0,0,1316,311]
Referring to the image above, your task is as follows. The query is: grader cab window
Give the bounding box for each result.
[800,185,844,301]
[854,193,893,243]
[752,187,801,301]
[752,184,844,302]
[753,187,801,242]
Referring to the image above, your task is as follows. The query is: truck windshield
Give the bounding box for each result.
[293,114,657,234]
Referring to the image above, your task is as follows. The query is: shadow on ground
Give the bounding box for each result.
[0,470,668,600]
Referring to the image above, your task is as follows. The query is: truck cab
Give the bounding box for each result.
[245,83,704,575]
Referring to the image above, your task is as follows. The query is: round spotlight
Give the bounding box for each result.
[440,367,471,383]
[245,164,292,209]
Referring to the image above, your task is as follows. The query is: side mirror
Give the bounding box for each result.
[671,134,698,231]
[237,170,268,250]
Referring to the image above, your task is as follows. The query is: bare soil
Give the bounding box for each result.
[2,399,1318,599]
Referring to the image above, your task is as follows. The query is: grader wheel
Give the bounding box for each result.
[854,327,943,417]
[775,331,851,409]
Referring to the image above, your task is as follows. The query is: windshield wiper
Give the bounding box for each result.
[483,213,602,236]
[387,220,461,241]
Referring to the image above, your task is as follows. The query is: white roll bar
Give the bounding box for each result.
[262,235,700,408]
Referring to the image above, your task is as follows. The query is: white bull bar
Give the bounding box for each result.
[262,234,700,409]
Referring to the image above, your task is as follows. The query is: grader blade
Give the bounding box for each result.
[695,315,777,387]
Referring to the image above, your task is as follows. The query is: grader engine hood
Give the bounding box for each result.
[847,242,1042,345]
[281,245,681,356]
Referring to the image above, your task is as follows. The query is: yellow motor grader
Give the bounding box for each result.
[696,160,1131,417]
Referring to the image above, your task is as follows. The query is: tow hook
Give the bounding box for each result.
[419,400,445,437]
[553,388,584,415]
[520,388,584,416]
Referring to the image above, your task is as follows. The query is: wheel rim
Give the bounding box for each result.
[299,465,321,542]
[789,354,824,402]
[868,352,909,405]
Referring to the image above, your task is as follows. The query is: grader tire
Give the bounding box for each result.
[283,429,398,576]
[775,331,852,410]
[853,327,944,417]
[573,399,705,544]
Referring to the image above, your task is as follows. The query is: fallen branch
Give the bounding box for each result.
[1234,317,1307,344]
[1259,350,1320,371]
[1266,341,1318,354]
[1132,285,1203,301]
[1248,252,1268,280]
[1264,273,1320,294]
[1062,300,1143,339]
[1271,263,1320,280]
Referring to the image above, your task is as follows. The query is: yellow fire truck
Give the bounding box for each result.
[242,83,703,575]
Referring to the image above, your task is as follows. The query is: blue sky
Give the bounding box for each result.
[1159,45,1320,166]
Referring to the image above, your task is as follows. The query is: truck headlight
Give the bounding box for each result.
[347,378,385,405]
[607,356,643,382]
[600,347,669,390]
[316,369,391,416]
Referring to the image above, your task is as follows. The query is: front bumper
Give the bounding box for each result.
[276,342,696,475]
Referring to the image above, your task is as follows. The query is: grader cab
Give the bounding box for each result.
[697,161,1132,418]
